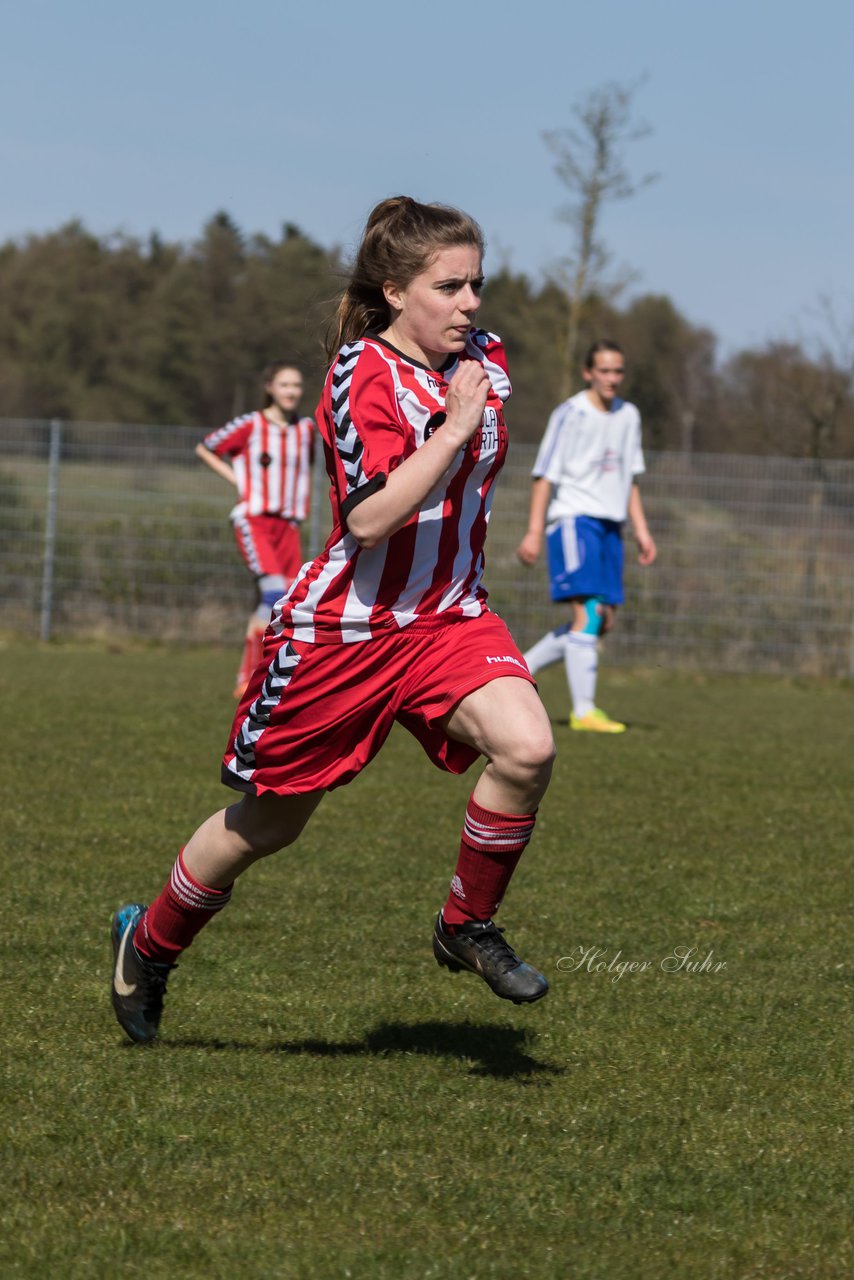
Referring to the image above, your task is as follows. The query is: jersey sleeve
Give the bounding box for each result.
[531,404,568,483]
[202,415,252,458]
[324,344,407,524]
[464,329,512,403]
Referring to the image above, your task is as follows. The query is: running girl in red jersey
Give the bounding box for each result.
[196,362,315,697]
[111,197,556,1043]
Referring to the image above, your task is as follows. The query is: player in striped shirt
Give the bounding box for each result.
[111,197,556,1043]
[196,362,315,697]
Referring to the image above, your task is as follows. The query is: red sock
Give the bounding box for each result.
[441,796,537,929]
[133,849,233,965]
[234,631,264,698]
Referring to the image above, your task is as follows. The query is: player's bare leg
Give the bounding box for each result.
[111,791,323,1043]
[444,677,555,815]
[182,791,325,886]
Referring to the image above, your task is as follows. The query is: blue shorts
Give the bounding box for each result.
[546,516,625,605]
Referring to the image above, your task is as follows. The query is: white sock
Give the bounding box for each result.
[523,625,569,675]
[565,631,598,717]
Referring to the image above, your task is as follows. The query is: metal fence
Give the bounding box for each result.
[2,417,854,676]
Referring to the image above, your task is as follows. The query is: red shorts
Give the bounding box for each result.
[231,513,303,580]
[221,611,535,796]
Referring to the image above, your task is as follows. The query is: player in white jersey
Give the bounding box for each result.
[196,362,315,697]
[517,341,657,732]
[111,197,556,1045]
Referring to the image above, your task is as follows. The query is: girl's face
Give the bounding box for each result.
[583,352,625,407]
[266,368,303,414]
[382,244,484,369]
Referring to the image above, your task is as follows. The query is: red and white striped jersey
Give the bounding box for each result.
[271,329,511,645]
[202,411,315,520]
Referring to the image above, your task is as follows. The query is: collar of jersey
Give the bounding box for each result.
[366,332,457,376]
[262,410,300,427]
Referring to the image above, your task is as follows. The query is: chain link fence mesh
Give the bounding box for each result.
[2,418,853,676]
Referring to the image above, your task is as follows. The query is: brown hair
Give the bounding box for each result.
[326,196,484,358]
[583,340,625,369]
[261,361,302,407]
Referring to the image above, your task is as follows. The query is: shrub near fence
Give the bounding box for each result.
[2,419,854,676]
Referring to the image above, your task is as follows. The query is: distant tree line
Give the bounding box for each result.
[1,213,852,458]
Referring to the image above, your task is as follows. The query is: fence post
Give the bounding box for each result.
[39,418,62,642]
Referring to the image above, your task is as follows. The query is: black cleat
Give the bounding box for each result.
[110,903,174,1044]
[433,912,549,1004]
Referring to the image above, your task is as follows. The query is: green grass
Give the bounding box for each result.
[1,641,850,1279]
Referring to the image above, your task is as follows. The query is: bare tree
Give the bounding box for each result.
[799,295,854,466]
[788,296,854,611]
[544,79,658,393]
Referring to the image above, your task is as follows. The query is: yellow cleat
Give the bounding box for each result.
[570,707,626,734]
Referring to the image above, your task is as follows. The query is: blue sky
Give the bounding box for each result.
[2,0,851,356]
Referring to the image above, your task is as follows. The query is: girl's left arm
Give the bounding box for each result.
[628,483,656,565]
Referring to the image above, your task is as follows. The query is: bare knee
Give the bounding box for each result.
[491,725,556,790]
[445,678,556,809]
[225,792,320,859]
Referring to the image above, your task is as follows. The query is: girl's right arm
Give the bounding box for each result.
[346,362,489,549]
[195,442,238,488]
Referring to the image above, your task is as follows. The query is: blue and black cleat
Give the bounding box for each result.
[110,903,173,1044]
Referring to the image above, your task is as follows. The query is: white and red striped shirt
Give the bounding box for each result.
[270,329,511,645]
[202,411,315,520]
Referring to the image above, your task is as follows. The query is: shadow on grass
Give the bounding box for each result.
[166,1019,564,1081]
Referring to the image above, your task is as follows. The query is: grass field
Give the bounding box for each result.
[1,641,850,1279]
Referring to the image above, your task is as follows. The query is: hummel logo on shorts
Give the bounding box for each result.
[485,655,527,670]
